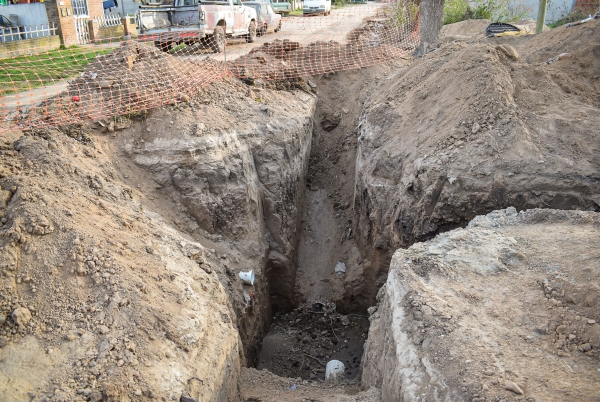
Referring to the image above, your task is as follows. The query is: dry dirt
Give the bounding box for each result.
[353,18,600,301]
[240,367,382,402]
[363,208,600,402]
[0,16,599,402]
[0,75,316,401]
[0,124,242,402]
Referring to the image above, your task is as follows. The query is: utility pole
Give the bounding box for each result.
[536,0,548,33]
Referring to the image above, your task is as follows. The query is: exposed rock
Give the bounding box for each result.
[496,44,520,61]
[362,208,600,401]
[11,307,32,326]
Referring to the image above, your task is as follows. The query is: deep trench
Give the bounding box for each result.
[246,69,386,382]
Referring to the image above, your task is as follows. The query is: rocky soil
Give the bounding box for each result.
[0,75,316,401]
[362,208,600,402]
[0,16,599,402]
[353,19,600,296]
[257,302,369,381]
[0,126,241,401]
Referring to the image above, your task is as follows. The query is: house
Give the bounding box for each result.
[43,0,105,46]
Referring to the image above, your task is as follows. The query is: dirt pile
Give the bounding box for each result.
[354,19,600,289]
[0,126,241,401]
[16,42,229,128]
[362,208,600,401]
[229,19,416,82]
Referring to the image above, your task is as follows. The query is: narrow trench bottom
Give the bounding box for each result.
[250,68,382,384]
[256,303,370,381]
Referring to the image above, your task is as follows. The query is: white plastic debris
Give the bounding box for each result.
[325,360,345,381]
[334,261,346,274]
[239,270,255,286]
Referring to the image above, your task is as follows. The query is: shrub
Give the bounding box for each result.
[444,0,530,25]
[444,0,470,24]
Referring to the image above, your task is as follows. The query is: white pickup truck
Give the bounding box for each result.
[138,0,258,53]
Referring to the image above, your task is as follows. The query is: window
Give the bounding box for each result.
[72,0,89,16]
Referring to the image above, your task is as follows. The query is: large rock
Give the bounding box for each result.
[11,307,31,326]
[362,208,600,401]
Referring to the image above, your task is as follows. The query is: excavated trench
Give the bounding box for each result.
[249,66,394,382]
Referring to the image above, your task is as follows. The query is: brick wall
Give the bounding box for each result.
[44,0,106,46]
[573,0,599,12]
[88,0,105,20]
[44,0,79,46]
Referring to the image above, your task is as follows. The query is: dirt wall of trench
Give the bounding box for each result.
[120,78,316,364]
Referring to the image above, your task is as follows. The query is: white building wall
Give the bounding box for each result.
[522,0,576,22]
[0,3,49,27]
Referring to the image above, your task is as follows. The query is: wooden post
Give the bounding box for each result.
[536,0,547,33]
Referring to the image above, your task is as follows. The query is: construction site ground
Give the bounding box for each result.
[0,16,599,402]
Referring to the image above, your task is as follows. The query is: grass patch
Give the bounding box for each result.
[0,46,112,96]
[288,9,303,15]
[548,9,593,28]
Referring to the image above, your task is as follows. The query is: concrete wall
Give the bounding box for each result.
[522,0,575,22]
[0,3,52,37]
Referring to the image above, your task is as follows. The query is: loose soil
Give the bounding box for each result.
[363,208,600,401]
[0,16,598,402]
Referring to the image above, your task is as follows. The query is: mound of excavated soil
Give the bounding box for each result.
[440,18,491,41]
[0,127,241,402]
[229,21,415,82]
[362,208,600,401]
[0,75,316,401]
[18,42,229,129]
[354,19,600,284]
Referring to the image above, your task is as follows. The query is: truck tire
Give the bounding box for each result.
[259,23,267,36]
[275,21,281,32]
[209,26,226,53]
[247,21,257,43]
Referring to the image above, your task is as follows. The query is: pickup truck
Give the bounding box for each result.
[138,0,258,53]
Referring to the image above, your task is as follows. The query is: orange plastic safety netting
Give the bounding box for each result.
[0,1,419,132]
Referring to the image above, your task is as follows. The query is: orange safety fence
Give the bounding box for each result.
[0,0,419,133]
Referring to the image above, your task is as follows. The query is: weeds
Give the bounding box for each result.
[443,0,530,25]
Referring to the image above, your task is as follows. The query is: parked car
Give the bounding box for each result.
[270,0,292,16]
[244,1,281,35]
[138,0,258,53]
[303,0,331,15]
[243,0,291,16]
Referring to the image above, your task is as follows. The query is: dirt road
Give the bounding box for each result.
[187,3,383,62]
[2,4,380,110]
